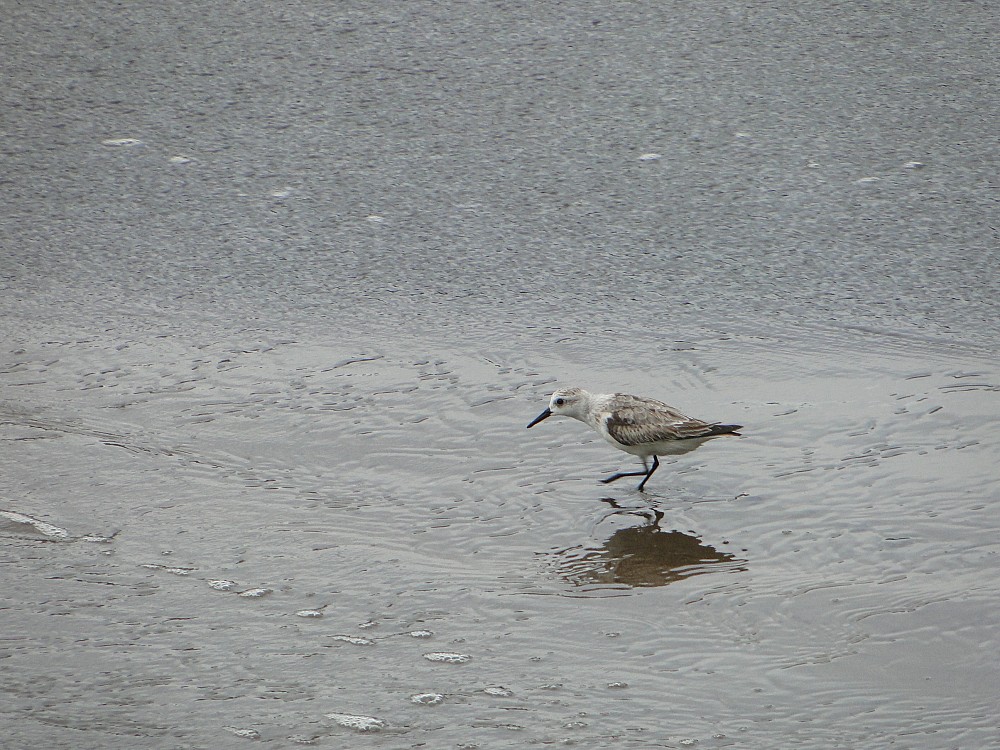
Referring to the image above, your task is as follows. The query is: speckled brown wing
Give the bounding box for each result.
[603,395,735,446]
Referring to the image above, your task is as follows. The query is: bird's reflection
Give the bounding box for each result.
[553,499,746,588]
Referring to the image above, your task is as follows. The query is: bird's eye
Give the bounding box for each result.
[555,398,565,406]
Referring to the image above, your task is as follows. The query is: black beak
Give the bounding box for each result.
[526,407,552,428]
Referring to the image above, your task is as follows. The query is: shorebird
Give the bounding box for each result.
[527,387,743,490]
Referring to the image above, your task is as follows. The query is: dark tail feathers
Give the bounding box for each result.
[707,423,743,437]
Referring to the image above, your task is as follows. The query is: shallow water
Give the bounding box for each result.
[3,0,999,747]
[3,326,997,748]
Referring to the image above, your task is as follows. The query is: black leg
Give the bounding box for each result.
[636,456,660,491]
[600,470,647,485]
[600,458,649,485]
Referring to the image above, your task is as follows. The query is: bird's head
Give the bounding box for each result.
[527,387,589,427]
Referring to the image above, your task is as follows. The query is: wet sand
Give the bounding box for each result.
[3,1,999,747]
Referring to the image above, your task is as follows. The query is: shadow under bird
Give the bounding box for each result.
[527,387,743,490]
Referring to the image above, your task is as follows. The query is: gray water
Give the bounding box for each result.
[2,1,999,748]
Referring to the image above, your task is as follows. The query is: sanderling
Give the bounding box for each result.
[527,387,743,490]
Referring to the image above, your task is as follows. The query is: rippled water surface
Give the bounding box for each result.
[3,1,998,748]
[4,326,997,748]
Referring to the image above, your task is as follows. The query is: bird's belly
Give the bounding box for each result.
[650,438,710,456]
[606,435,710,457]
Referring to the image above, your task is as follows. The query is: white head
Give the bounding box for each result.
[526,387,591,427]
